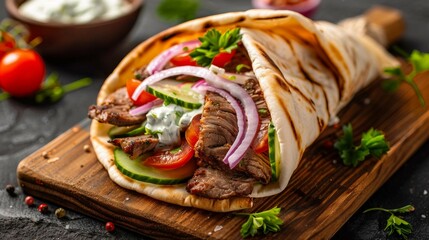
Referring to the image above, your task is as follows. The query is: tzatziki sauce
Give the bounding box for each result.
[145,104,202,147]
[19,0,132,24]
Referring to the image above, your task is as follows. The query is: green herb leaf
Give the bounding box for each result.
[409,50,429,73]
[382,79,402,92]
[235,207,283,238]
[383,49,429,107]
[189,28,242,67]
[385,214,412,239]
[364,205,414,239]
[334,124,390,167]
[157,0,200,22]
[236,63,251,73]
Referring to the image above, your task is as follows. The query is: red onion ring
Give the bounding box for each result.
[129,98,163,116]
[146,40,201,74]
[132,66,259,169]
[252,0,320,18]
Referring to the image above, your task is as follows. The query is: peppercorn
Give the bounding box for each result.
[55,208,66,219]
[38,203,49,214]
[24,196,34,206]
[41,151,50,159]
[5,184,16,196]
[105,222,115,232]
[83,144,91,153]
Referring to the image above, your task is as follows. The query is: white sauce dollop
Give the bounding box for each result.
[145,104,202,147]
[19,0,132,24]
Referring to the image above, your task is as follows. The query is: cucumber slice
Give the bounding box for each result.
[108,124,146,139]
[114,148,196,185]
[147,79,202,109]
[108,125,139,138]
[268,122,281,181]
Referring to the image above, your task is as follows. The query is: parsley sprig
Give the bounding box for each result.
[189,28,242,67]
[383,50,429,107]
[364,205,415,239]
[334,124,390,167]
[235,207,283,238]
[157,0,200,23]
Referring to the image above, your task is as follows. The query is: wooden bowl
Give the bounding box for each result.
[5,0,144,59]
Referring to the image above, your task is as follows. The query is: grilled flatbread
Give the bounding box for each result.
[90,9,397,212]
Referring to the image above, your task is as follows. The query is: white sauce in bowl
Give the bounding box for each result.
[19,0,133,24]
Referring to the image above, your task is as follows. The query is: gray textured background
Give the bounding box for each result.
[0,0,428,239]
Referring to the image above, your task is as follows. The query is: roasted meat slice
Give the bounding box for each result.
[194,91,272,184]
[109,135,159,159]
[243,78,270,116]
[186,167,254,199]
[88,87,146,126]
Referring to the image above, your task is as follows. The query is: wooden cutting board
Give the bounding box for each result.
[17,71,429,240]
[17,7,427,240]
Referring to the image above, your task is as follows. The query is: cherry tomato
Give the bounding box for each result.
[253,132,269,153]
[0,49,45,97]
[144,140,195,170]
[0,31,16,60]
[185,114,201,148]
[126,79,157,106]
[170,52,197,66]
[212,49,236,67]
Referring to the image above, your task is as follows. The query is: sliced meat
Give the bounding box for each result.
[244,78,270,118]
[186,167,254,199]
[237,150,271,184]
[109,135,159,159]
[194,90,272,184]
[88,87,146,126]
[134,66,150,80]
[195,92,238,163]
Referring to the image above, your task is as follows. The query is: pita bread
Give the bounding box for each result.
[90,10,398,212]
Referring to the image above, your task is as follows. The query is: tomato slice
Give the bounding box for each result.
[253,132,269,154]
[171,49,237,67]
[126,79,157,106]
[170,52,197,66]
[185,114,201,148]
[212,49,236,67]
[144,141,195,170]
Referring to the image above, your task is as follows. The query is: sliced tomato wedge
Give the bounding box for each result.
[253,132,269,153]
[212,49,236,67]
[126,79,157,106]
[170,52,197,66]
[144,140,195,170]
[185,114,201,148]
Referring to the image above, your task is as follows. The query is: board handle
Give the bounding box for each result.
[339,5,405,47]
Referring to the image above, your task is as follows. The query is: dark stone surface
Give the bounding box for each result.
[0,0,428,239]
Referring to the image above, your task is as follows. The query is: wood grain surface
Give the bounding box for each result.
[16,69,429,239]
